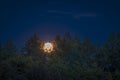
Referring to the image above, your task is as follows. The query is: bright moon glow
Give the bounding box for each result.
[43,42,54,53]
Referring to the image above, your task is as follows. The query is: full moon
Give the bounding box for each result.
[43,42,54,53]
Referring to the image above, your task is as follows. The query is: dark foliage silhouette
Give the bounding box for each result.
[0,33,120,80]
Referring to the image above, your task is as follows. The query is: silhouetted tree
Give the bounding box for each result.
[79,38,96,67]
[107,33,120,71]
[64,32,72,42]
[4,40,17,57]
[24,33,41,55]
[72,36,81,49]
[0,32,120,80]
[0,43,3,54]
[55,35,61,43]
[0,43,3,60]
[54,35,62,48]
[23,33,46,62]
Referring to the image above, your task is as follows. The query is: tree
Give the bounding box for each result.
[64,32,72,42]
[0,43,3,60]
[54,35,61,46]
[24,34,41,54]
[0,43,3,54]
[83,38,96,53]
[79,38,96,67]
[23,33,44,61]
[72,36,82,50]
[96,43,109,68]
[108,32,116,50]
[97,33,118,73]
[108,33,120,71]
[5,40,17,56]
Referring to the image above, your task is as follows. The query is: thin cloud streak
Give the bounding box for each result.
[74,13,97,19]
[47,10,73,15]
[47,10,97,19]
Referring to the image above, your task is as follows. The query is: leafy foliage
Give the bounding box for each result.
[0,33,120,80]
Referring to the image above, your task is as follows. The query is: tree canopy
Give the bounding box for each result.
[0,32,120,80]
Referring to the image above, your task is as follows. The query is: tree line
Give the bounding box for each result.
[0,32,120,80]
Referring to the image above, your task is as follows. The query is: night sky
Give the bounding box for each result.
[0,0,120,48]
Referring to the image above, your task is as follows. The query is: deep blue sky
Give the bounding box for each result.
[0,0,120,47]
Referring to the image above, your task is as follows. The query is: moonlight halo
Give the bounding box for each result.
[43,42,54,53]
